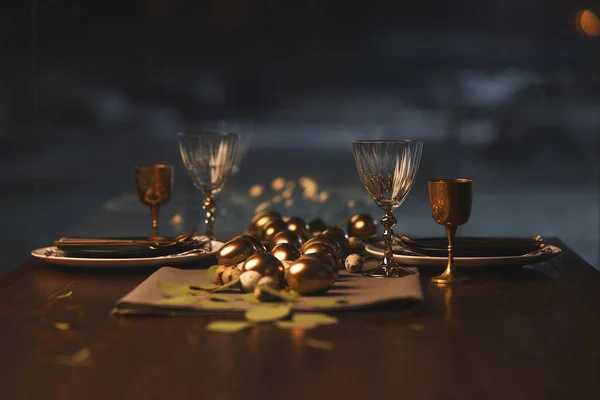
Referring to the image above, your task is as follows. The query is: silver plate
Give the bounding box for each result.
[32,241,224,269]
[364,243,561,268]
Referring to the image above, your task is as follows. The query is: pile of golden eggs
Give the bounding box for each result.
[213,211,378,300]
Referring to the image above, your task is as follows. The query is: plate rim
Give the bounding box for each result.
[364,243,561,267]
[31,241,224,268]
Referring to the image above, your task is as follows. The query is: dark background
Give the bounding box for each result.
[1,0,599,272]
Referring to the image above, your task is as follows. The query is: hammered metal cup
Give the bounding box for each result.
[134,164,173,237]
[429,178,473,284]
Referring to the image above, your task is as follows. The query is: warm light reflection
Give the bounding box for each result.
[576,10,600,36]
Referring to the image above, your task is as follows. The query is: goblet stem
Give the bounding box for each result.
[381,211,397,270]
[151,205,159,237]
[203,194,216,240]
[431,225,469,284]
[361,211,414,278]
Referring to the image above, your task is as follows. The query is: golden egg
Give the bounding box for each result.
[217,236,264,266]
[301,253,339,280]
[243,253,285,281]
[322,227,350,253]
[285,255,336,295]
[248,211,282,234]
[262,219,289,242]
[302,235,342,258]
[348,214,378,238]
[284,216,311,239]
[301,243,342,269]
[270,230,304,249]
[271,243,301,262]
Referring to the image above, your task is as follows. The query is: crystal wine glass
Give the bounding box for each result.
[353,140,423,277]
[178,132,239,239]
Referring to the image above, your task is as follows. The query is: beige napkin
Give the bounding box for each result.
[115,263,423,315]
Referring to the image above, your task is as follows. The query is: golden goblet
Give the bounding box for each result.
[428,178,473,284]
[134,164,173,237]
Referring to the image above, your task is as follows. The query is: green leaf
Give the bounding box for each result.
[408,323,425,332]
[245,305,291,323]
[207,294,233,302]
[301,298,349,308]
[207,321,253,333]
[212,277,241,293]
[293,313,338,326]
[306,338,336,350]
[240,293,261,304]
[156,296,200,306]
[54,290,72,299]
[112,308,145,315]
[197,300,234,310]
[53,347,92,367]
[275,320,317,330]
[255,284,298,302]
[53,322,71,330]
[206,265,222,282]
[157,281,195,297]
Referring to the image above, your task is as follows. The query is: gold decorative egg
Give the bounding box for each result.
[248,211,282,235]
[270,230,304,249]
[301,242,342,269]
[243,253,285,281]
[262,219,289,242]
[285,255,337,295]
[217,236,264,266]
[302,235,343,258]
[322,227,350,253]
[271,243,301,263]
[348,214,378,238]
[284,216,311,239]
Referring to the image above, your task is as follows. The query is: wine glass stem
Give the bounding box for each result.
[381,211,397,271]
[444,225,457,275]
[151,205,159,237]
[203,195,216,239]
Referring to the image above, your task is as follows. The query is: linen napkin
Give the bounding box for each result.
[115,262,423,315]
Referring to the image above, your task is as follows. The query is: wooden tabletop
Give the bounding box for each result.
[1,239,599,400]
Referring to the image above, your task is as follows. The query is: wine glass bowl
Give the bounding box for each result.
[178,132,239,239]
[134,164,173,237]
[429,178,473,284]
[353,139,423,277]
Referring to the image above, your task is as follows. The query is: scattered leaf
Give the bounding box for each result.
[53,347,92,367]
[408,323,425,332]
[206,265,222,282]
[212,278,241,293]
[301,298,349,308]
[240,293,261,304]
[293,313,338,326]
[275,320,317,330]
[197,300,234,310]
[245,305,291,323]
[207,321,253,333]
[157,281,194,297]
[207,295,233,302]
[306,338,336,350]
[156,296,199,306]
[53,322,71,330]
[54,291,73,299]
[255,284,298,302]
[112,308,144,315]
[191,284,219,291]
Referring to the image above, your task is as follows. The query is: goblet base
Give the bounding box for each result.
[363,264,415,278]
[431,270,469,284]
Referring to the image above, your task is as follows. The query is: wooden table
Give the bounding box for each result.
[1,239,599,400]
